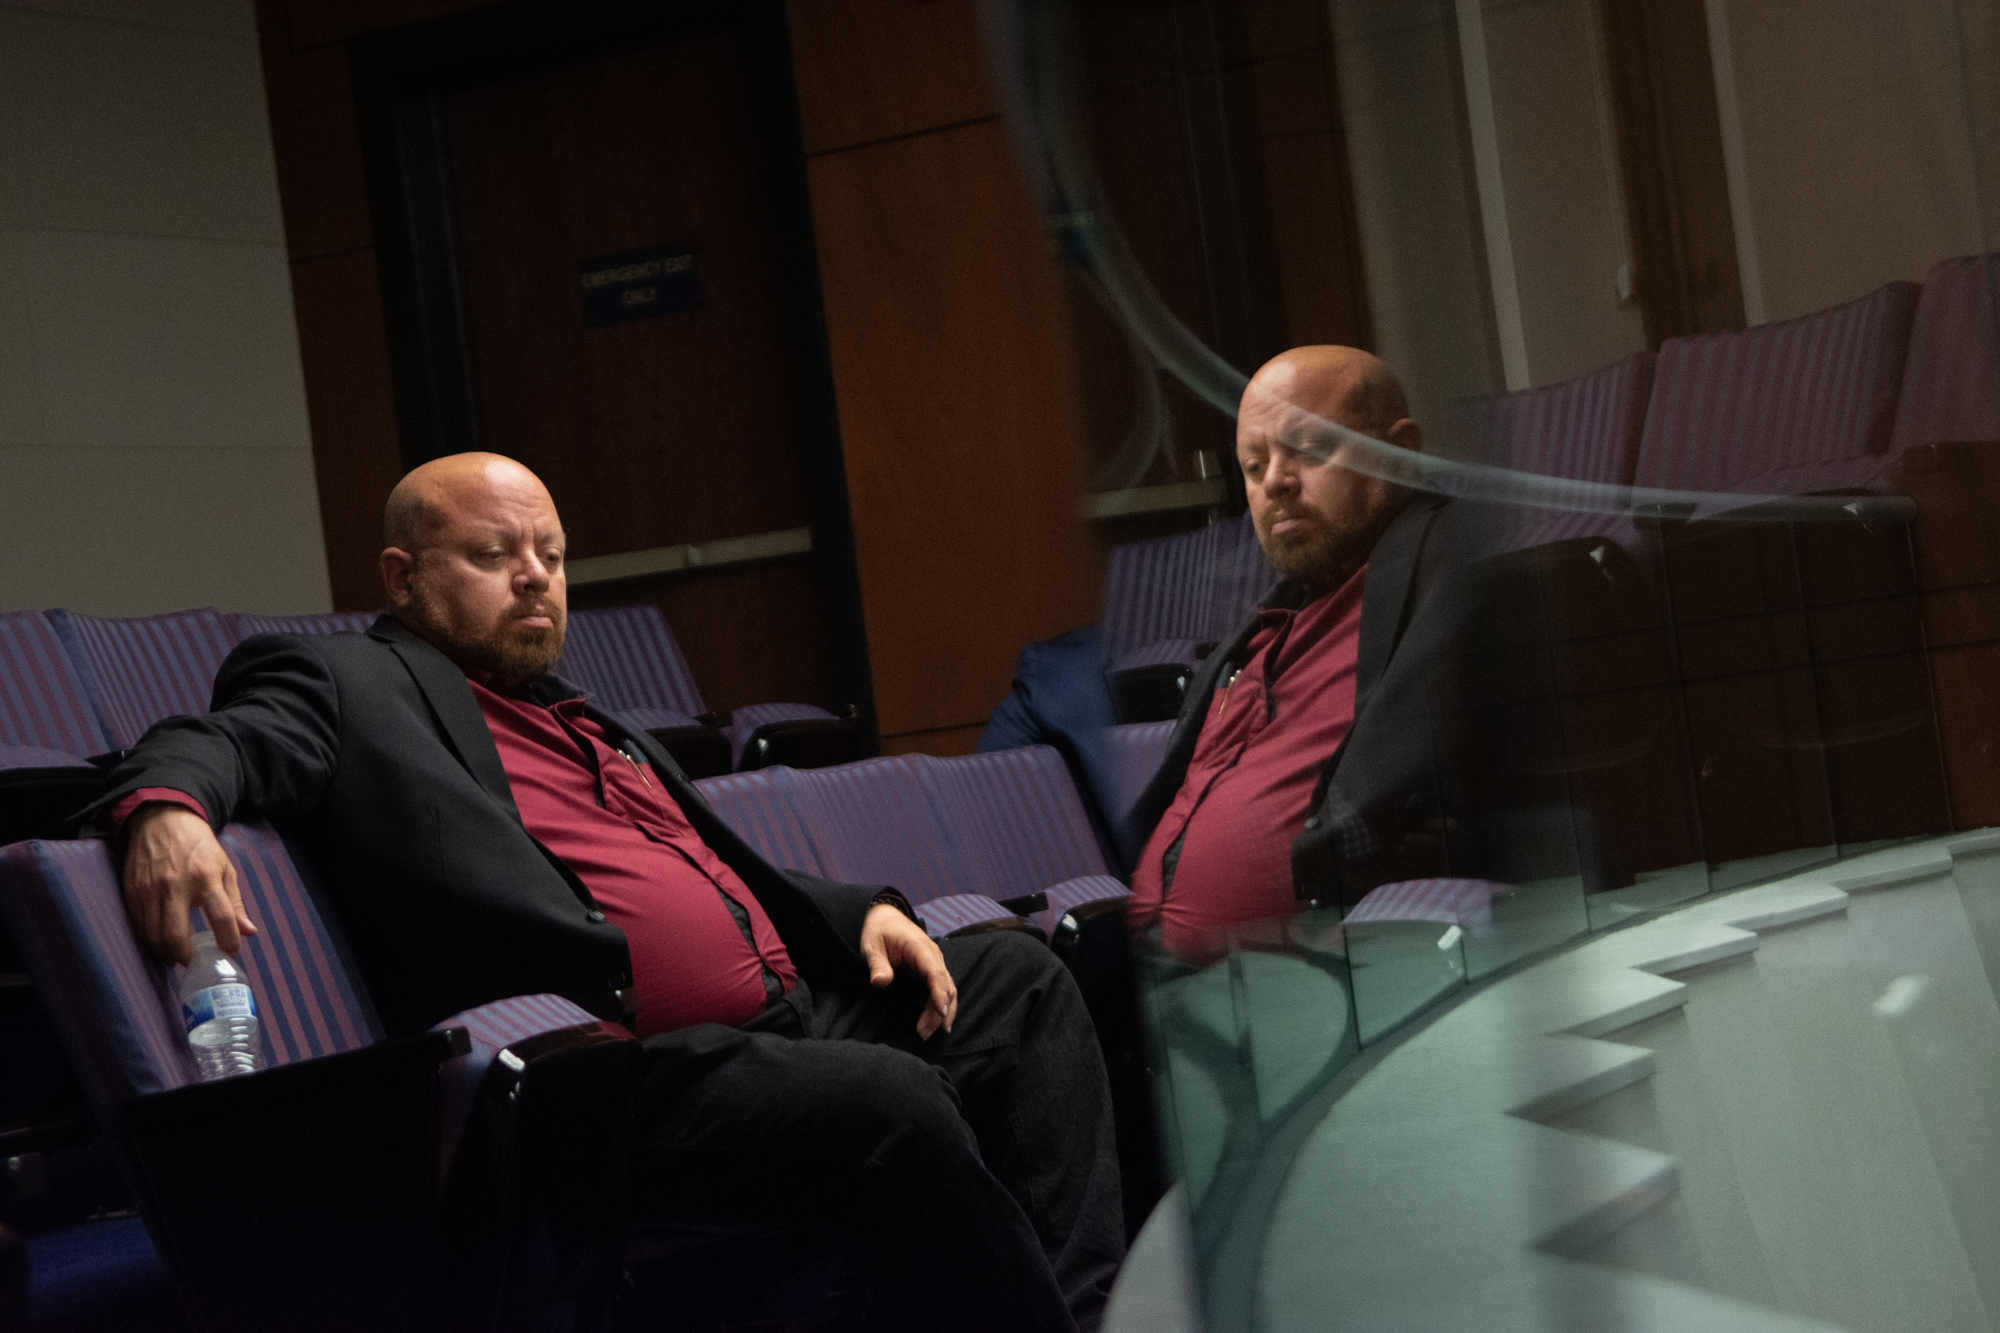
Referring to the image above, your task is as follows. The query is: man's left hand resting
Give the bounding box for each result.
[860,904,957,1039]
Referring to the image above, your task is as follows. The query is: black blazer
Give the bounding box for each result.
[1125,492,1488,912]
[85,617,883,1038]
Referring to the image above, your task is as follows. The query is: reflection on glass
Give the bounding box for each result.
[977,0,2000,1325]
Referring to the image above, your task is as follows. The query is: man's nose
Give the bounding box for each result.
[515,553,552,590]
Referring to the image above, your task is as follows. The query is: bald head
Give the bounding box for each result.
[380,453,569,686]
[384,452,556,556]
[1235,346,1421,593]
[1242,345,1410,443]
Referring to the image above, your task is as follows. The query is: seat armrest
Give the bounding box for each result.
[435,1015,641,1333]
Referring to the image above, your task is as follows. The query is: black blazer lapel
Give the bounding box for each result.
[1355,493,1446,714]
[369,616,522,823]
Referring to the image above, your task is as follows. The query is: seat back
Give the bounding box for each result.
[1104,720,1176,830]
[1893,252,2000,449]
[0,610,111,758]
[783,757,976,907]
[46,608,239,750]
[693,768,827,876]
[1102,513,1275,670]
[558,605,706,716]
[214,823,382,1066]
[1457,352,1655,551]
[918,747,1107,902]
[0,823,381,1121]
[236,611,379,638]
[0,742,91,771]
[1636,281,1921,497]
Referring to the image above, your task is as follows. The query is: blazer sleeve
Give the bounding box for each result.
[78,634,342,833]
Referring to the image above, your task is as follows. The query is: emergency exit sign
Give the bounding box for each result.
[578,243,700,327]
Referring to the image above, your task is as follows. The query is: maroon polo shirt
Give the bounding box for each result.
[114,677,798,1038]
[1126,566,1367,961]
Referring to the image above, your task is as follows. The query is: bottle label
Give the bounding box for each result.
[182,983,256,1033]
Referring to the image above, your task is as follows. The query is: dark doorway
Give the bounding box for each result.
[352,0,873,733]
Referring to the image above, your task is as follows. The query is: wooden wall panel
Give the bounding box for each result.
[786,0,998,155]
[287,249,406,611]
[282,0,490,50]
[807,119,1101,741]
[255,15,371,261]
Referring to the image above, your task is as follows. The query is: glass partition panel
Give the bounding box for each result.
[980,0,2000,1325]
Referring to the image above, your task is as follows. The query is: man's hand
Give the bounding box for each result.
[860,903,957,1039]
[121,804,258,966]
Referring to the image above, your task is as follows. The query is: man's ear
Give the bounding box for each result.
[1385,418,1423,454]
[380,547,417,610]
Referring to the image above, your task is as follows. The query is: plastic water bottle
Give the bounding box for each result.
[179,932,266,1080]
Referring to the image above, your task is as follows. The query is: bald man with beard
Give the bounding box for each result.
[87,453,1123,1333]
[1126,346,1479,961]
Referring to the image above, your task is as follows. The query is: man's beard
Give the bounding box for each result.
[407,575,566,687]
[1259,511,1353,592]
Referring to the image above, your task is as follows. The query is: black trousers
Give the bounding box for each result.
[630,931,1125,1332]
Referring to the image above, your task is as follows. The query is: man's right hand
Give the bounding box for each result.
[121,804,258,966]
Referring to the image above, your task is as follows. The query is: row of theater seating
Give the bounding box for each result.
[0,602,855,797]
[1088,251,2000,885]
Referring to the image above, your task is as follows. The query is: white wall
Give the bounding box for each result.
[1477,0,1646,386]
[1332,0,1502,453]
[1333,0,1646,443]
[0,0,330,616]
[1709,0,2000,324]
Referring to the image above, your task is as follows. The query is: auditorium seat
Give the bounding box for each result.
[697,748,1126,942]
[558,605,852,776]
[918,745,1128,938]
[1100,513,1274,723]
[1637,280,1920,501]
[782,757,1023,937]
[690,767,827,877]
[1456,351,1654,553]
[1888,253,2000,830]
[1104,720,1176,838]
[235,610,380,637]
[43,609,238,752]
[0,612,111,763]
[0,822,639,1332]
[1629,281,1945,867]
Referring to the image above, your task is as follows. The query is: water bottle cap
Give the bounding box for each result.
[190,931,217,949]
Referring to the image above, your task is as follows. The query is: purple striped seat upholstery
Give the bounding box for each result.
[0,610,111,758]
[46,608,239,750]
[1892,252,2000,449]
[1342,877,1507,928]
[785,757,974,905]
[1457,352,1654,552]
[917,893,1028,936]
[918,746,1109,904]
[782,757,1017,937]
[1636,281,1921,501]
[0,837,199,1102]
[1037,874,1131,937]
[0,741,90,771]
[1102,512,1275,671]
[1105,721,1175,827]
[557,605,706,718]
[236,611,380,638]
[693,768,827,875]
